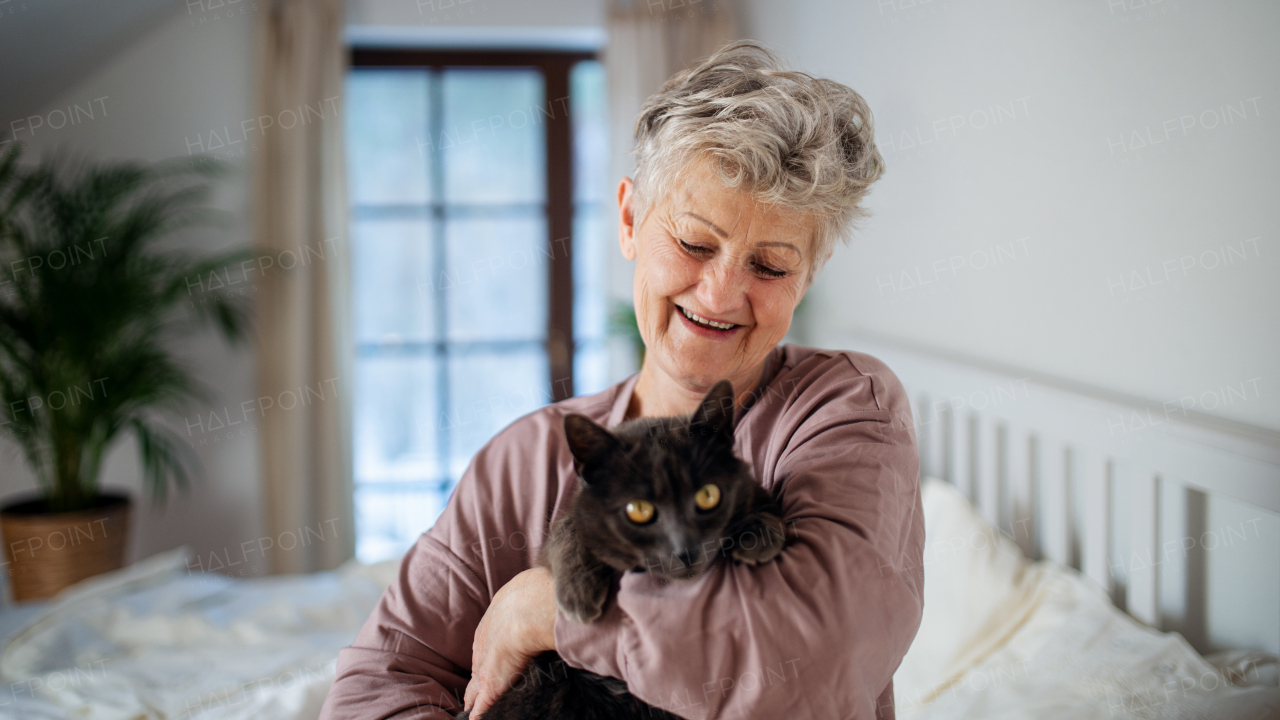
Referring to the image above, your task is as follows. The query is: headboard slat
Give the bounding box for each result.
[1007,423,1035,560]
[1081,452,1112,594]
[977,415,1001,529]
[1038,436,1070,568]
[945,406,970,498]
[1126,468,1161,627]
[919,394,945,482]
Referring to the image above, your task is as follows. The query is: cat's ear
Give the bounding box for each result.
[692,379,736,442]
[563,414,620,479]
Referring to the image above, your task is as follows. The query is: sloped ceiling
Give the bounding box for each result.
[0,0,184,130]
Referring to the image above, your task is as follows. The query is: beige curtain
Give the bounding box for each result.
[600,0,739,355]
[252,0,354,574]
[603,0,740,186]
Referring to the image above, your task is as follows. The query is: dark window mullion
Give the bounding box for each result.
[357,480,455,493]
[352,202,545,220]
[545,58,575,402]
[352,50,595,70]
[428,68,451,487]
[356,339,547,357]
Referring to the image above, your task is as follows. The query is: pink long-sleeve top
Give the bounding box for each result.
[321,344,925,720]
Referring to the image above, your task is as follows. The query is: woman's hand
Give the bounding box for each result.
[463,566,558,719]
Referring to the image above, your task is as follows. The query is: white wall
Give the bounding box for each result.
[1,6,266,574]
[738,0,1280,655]
[740,0,1279,434]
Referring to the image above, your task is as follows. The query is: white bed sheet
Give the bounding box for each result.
[0,549,397,720]
[0,480,1275,719]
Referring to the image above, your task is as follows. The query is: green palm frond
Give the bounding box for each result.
[129,418,198,505]
[0,146,249,511]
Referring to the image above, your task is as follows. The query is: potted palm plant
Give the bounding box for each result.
[0,147,249,600]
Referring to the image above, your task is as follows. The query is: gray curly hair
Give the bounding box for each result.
[629,39,885,277]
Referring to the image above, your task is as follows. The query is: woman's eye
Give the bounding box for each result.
[753,262,788,279]
[678,239,713,257]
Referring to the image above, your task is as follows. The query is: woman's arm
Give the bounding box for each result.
[554,361,926,719]
[319,532,485,719]
[320,409,572,720]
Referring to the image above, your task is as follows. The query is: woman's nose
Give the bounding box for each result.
[695,260,748,316]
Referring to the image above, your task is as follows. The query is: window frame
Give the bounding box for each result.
[350,48,596,403]
[346,49,601,561]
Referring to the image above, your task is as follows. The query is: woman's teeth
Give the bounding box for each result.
[681,306,735,330]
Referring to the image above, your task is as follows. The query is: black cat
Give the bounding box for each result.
[456,380,787,720]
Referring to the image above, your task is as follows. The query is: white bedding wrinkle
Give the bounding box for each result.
[0,548,399,720]
[895,479,1280,719]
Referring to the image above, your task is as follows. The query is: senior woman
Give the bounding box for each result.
[321,40,924,720]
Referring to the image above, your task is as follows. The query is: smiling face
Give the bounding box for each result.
[620,155,817,405]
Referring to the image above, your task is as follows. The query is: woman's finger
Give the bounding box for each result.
[470,684,496,720]
[466,677,489,718]
[463,674,481,712]
[464,649,488,710]
[467,667,503,719]
[464,609,491,710]
[471,653,526,720]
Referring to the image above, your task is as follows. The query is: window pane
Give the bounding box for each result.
[573,205,608,342]
[446,349,549,478]
[354,355,440,484]
[355,488,446,563]
[574,339,610,397]
[345,70,432,205]
[353,218,436,344]
[442,68,546,205]
[444,215,548,343]
[571,60,610,205]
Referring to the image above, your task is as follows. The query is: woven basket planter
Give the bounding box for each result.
[0,493,131,601]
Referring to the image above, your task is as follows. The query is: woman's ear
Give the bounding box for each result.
[617,177,637,262]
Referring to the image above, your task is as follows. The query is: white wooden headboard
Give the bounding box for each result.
[826,330,1280,656]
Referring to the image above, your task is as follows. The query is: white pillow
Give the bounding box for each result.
[894,477,1047,703]
[894,477,1280,719]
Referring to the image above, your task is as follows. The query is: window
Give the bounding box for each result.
[345,50,609,562]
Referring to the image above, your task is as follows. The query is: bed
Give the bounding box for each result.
[0,338,1276,719]
[0,550,398,719]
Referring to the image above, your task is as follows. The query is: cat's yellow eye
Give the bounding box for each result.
[695,484,721,510]
[625,500,655,524]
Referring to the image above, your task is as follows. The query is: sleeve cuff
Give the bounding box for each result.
[553,596,632,681]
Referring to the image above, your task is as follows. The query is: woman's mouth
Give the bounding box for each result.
[675,305,741,334]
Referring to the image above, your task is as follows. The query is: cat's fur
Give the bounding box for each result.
[454,380,787,720]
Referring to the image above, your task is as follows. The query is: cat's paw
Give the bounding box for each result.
[556,576,609,624]
[731,514,787,566]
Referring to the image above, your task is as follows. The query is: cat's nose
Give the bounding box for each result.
[672,544,696,568]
